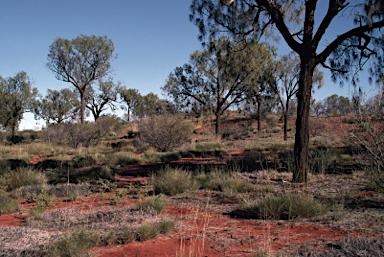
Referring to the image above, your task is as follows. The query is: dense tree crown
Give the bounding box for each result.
[163,36,270,134]
[0,71,38,139]
[190,0,384,183]
[34,88,80,126]
[46,35,116,124]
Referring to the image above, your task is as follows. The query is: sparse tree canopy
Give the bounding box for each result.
[270,53,323,140]
[34,88,80,126]
[0,71,38,139]
[85,78,120,121]
[191,0,384,183]
[46,35,116,124]
[119,87,142,122]
[163,36,270,134]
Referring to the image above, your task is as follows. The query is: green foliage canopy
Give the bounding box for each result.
[46,35,116,124]
[0,71,38,138]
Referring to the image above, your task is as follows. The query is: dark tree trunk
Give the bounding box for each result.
[257,98,261,131]
[283,112,288,141]
[215,111,221,135]
[80,91,85,124]
[293,57,314,183]
[127,106,131,122]
[11,124,16,140]
[283,99,289,141]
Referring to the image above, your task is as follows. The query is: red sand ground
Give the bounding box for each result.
[1,118,376,256]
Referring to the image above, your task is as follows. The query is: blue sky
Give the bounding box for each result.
[0,0,374,130]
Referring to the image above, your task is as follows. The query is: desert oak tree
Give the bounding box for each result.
[0,71,38,139]
[46,35,116,124]
[191,0,384,182]
[163,36,270,134]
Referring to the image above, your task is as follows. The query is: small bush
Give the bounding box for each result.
[45,228,99,257]
[266,143,289,152]
[136,194,167,214]
[137,222,158,241]
[103,152,142,166]
[309,117,327,137]
[194,142,221,151]
[139,115,194,152]
[161,152,182,162]
[124,230,137,243]
[238,194,325,220]
[150,167,198,196]
[0,195,22,214]
[298,237,384,256]
[196,171,253,194]
[158,219,175,234]
[266,114,279,128]
[3,167,47,191]
[28,206,46,219]
[25,188,55,207]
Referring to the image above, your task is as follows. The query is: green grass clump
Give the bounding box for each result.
[136,194,167,214]
[2,167,47,191]
[196,171,254,194]
[28,206,46,219]
[239,194,325,220]
[0,195,22,214]
[103,152,143,166]
[266,143,289,152]
[194,142,221,151]
[137,222,158,241]
[158,219,175,234]
[46,228,99,257]
[150,167,198,196]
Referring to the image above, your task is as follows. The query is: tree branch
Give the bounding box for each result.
[317,19,384,64]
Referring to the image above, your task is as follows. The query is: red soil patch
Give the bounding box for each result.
[358,191,379,197]
[0,214,27,227]
[95,237,218,257]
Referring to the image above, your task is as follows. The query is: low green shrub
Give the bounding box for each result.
[2,167,47,191]
[0,195,22,214]
[136,194,167,214]
[161,152,182,162]
[150,167,198,196]
[103,152,142,166]
[238,193,325,220]
[137,222,158,241]
[45,228,99,257]
[28,206,46,219]
[25,188,55,207]
[158,219,175,234]
[194,142,221,151]
[196,170,254,194]
[266,114,279,128]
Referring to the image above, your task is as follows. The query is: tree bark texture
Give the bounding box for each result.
[293,57,314,183]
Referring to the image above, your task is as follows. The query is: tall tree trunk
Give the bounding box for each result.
[80,91,85,124]
[257,98,261,131]
[11,124,16,141]
[127,106,131,122]
[283,99,289,141]
[293,58,314,183]
[284,112,288,141]
[215,111,221,135]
